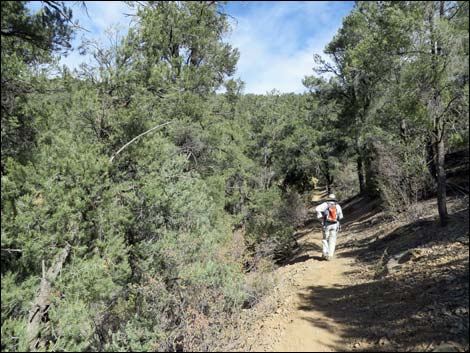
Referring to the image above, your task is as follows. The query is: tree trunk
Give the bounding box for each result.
[357,155,365,194]
[430,0,448,227]
[321,159,333,195]
[426,136,438,182]
[435,129,448,226]
[364,139,381,198]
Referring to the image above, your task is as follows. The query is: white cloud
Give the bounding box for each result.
[86,2,132,32]
[48,1,351,91]
[226,1,352,94]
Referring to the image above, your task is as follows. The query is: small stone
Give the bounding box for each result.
[432,342,459,352]
[441,309,453,317]
[378,337,390,346]
[455,307,468,315]
[384,258,402,276]
[394,248,424,264]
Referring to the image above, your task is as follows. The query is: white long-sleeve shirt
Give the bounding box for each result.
[315,202,343,222]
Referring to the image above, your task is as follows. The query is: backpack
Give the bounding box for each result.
[325,202,338,222]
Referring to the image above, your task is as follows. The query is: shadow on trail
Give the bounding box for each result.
[283,254,325,266]
[282,240,324,266]
[296,193,469,351]
[298,262,469,351]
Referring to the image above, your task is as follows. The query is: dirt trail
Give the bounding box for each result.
[239,189,469,353]
[249,190,356,352]
[266,255,354,352]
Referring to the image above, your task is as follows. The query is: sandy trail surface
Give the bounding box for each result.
[250,190,355,352]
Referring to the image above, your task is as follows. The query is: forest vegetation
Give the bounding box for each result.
[1,1,468,351]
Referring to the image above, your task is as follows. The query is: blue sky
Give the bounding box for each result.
[27,1,354,94]
[223,1,354,93]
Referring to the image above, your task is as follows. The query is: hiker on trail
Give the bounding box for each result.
[315,193,343,261]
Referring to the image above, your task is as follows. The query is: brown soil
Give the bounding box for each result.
[235,190,469,352]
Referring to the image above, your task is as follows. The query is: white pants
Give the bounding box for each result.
[322,223,338,258]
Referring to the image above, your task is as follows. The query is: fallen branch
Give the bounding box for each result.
[1,248,23,253]
[109,121,171,163]
[27,243,71,351]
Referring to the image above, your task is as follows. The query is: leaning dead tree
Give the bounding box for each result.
[27,243,71,351]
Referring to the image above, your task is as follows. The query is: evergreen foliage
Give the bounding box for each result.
[1,1,468,351]
[304,0,469,217]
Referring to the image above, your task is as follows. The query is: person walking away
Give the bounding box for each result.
[315,193,343,261]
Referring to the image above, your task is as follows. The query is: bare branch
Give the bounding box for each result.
[1,248,23,253]
[43,1,90,32]
[109,122,171,163]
